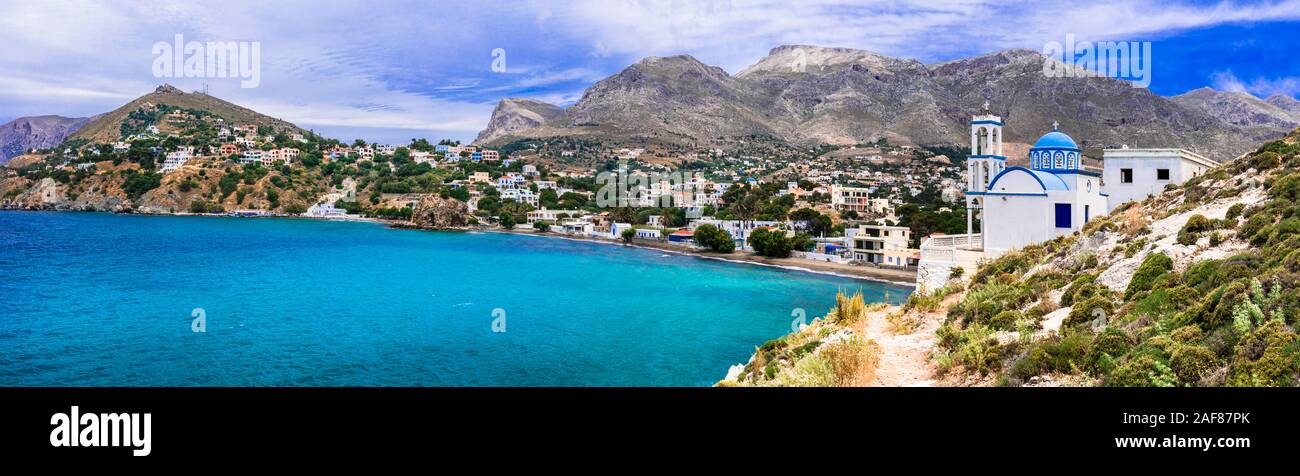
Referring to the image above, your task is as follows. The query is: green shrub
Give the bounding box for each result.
[1241,213,1275,239]
[779,354,837,387]
[1228,320,1299,387]
[1181,259,1221,292]
[1169,344,1218,385]
[1125,253,1173,299]
[1108,356,1176,387]
[1208,280,1249,329]
[989,310,1021,331]
[1178,214,1213,245]
[1066,295,1113,328]
[1270,172,1300,201]
[950,325,1003,375]
[1010,346,1049,381]
[1086,327,1132,375]
[1226,203,1246,221]
[1170,325,1204,343]
[1061,274,1098,307]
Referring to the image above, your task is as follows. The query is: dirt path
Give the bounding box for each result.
[863,306,946,387]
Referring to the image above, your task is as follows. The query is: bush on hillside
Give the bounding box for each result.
[1125,253,1173,299]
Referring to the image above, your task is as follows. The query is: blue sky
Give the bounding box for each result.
[2,0,1299,144]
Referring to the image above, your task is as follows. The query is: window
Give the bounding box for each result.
[1055,203,1072,228]
[1157,168,1170,180]
[1120,168,1133,183]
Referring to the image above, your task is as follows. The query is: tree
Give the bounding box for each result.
[620,227,636,244]
[122,172,162,199]
[499,213,517,230]
[539,188,559,208]
[748,228,795,258]
[694,224,735,253]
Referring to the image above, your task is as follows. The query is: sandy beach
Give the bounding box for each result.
[490,228,917,286]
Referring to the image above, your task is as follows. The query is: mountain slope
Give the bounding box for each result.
[473,98,565,144]
[1172,87,1297,137]
[0,115,91,163]
[477,45,1273,162]
[69,84,305,143]
[1266,93,1300,122]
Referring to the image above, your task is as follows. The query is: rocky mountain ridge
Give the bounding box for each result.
[477,45,1287,162]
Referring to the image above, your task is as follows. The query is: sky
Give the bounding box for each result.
[2,0,1299,144]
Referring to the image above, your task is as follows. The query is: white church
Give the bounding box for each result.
[962,111,1218,257]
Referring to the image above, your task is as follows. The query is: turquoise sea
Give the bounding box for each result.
[0,211,911,386]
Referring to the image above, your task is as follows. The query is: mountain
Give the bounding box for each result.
[0,115,91,163]
[477,45,1274,162]
[473,98,565,144]
[68,84,305,144]
[1171,87,1297,137]
[1266,93,1300,121]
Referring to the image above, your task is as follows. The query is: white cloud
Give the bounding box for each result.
[2,0,1298,139]
[547,0,1300,71]
[1212,70,1300,98]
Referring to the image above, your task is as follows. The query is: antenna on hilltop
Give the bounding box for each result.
[202,83,210,95]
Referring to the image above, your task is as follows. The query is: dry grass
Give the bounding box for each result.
[830,290,867,325]
[1116,205,1152,237]
[821,336,881,386]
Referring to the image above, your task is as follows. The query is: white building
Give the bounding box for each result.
[849,225,916,267]
[304,202,349,217]
[969,118,1107,257]
[831,184,872,214]
[161,149,193,172]
[500,188,539,207]
[240,149,264,166]
[1102,147,1219,211]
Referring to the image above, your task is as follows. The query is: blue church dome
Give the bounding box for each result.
[1033,127,1078,150]
[1029,122,1082,170]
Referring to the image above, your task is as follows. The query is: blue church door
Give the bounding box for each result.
[1085,205,1090,224]
[1055,203,1072,228]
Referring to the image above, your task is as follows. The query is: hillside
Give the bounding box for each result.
[69,84,306,144]
[0,115,91,162]
[1171,87,1297,138]
[930,126,1300,386]
[478,45,1272,162]
[473,98,566,144]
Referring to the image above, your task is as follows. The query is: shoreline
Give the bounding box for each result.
[490,228,917,287]
[2,208,916,288]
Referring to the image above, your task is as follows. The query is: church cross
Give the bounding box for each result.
[1052,120,1059,131]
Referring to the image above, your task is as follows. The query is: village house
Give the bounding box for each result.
[1101,146,1219,212]
[831,185,872,214]
[850,224,917,267]
[500,188,539,207]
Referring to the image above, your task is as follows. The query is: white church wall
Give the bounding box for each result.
[983,194,1051,256]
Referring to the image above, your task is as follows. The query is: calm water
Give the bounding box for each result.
[0,211,911,386]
